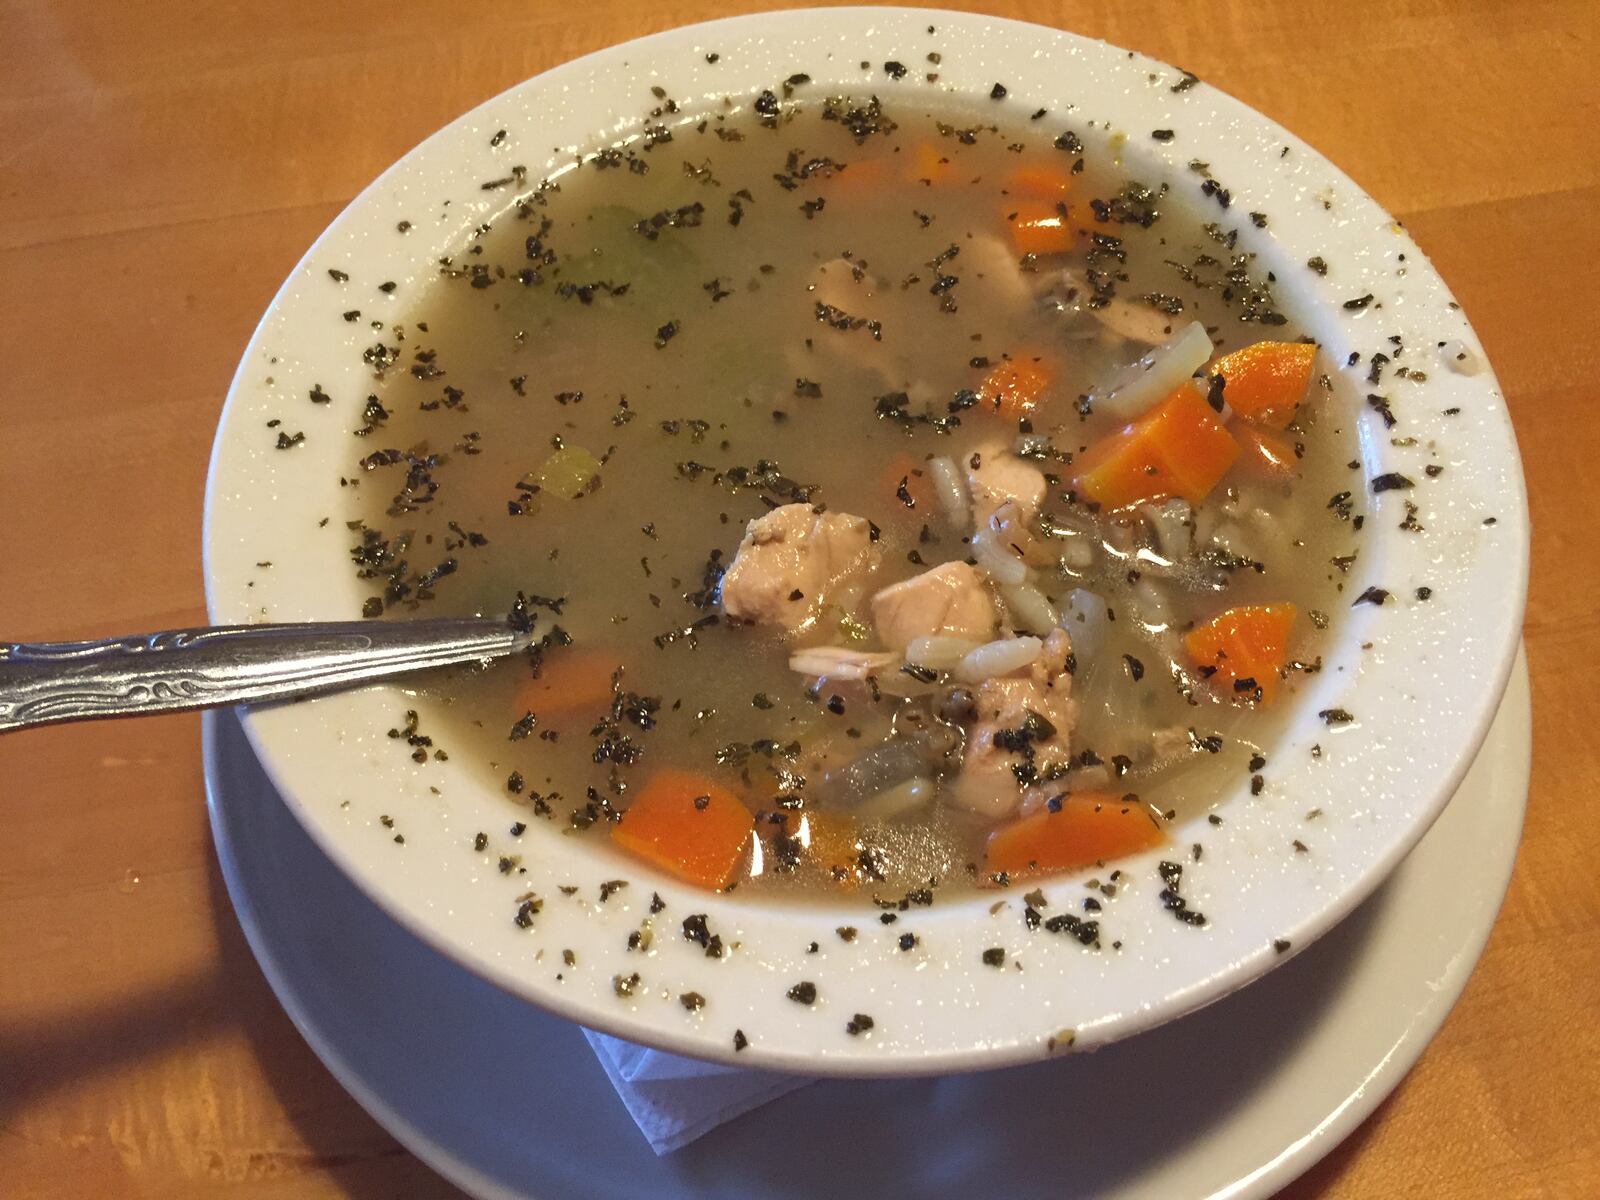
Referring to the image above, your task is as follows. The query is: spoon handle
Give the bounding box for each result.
[0,619,527,734]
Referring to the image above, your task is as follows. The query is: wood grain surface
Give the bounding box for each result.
[2,1,1596,1195]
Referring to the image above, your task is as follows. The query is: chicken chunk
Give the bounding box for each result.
[796,256,903,383]
[721,505,880,632]
[966,444,1047,525]
[957,232,1034,320]
[952,629,1078,818]
[871,561,997,650]
[1048,268,1178,346]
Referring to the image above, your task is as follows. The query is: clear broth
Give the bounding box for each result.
[346,93,1356,899]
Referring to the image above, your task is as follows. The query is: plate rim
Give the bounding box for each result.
[203,647,1531,1199]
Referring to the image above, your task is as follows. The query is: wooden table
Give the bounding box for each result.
[2,1,1596,1195]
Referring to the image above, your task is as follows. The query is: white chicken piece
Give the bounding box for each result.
[801,245,1035,382]
[797,256,902,382]
[721,505,880,632]
[952,628,1078,819]
[965,443,1047,525]
[955,232,1034,319]
[1049,267,1179,346]
[870,561,997,651]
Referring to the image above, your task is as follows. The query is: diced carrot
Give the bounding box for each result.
[879,450,934,513]
[516,648,620,718]
[1209,341,1316,429]
[984,792,1164,878]
[1000,160,1092,256]
[1004,164,1074,201]
[1183,603,1298,705]
[823,156,887,197]
[1005,201,1079,256]
[1234,424,1300,480]
[1070,383,1240,508]
[978,354,1055,419]
[611,769,755,890]
[906,142,956,186]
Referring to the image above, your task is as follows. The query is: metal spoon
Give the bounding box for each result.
[0,618,529,734]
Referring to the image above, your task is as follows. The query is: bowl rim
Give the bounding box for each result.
[204,5,1529,1076]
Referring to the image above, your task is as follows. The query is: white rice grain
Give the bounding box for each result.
[788,646,899,681]
[954,636,1043,683]
[971,527,1028,585]
[926,455,970,529]
[1002,580,1059,633]
[905,635,983,672]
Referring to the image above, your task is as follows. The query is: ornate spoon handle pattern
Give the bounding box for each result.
[0,619,527,733]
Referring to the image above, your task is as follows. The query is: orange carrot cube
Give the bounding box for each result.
[906,142,955,186]
[879,450,934,514]
[978,355,1055,419]
[611,769,754,891]
[1071,384,1240,508]
[1183,603,1298,704]
[1004,201,1079,256]
[517,649,620,719]
[1210,341,1316,429]
[1003,164,1074,200]
[985,792,1164,878]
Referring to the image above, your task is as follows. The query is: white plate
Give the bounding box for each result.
[205,649,1529,1199]
[204,6,1529,1072]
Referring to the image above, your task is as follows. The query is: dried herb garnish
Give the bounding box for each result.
[1371,472,1414,493]
[682,913,725,958]
[1157,860,1207,926]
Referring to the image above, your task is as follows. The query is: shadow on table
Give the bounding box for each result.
[0,963,227,1120]
[0,831,450,1200]
[201,840,470,1199]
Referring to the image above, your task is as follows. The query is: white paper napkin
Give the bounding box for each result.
[583,1029,812,1154]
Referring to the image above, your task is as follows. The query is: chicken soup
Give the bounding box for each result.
[346,85,1354,899]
